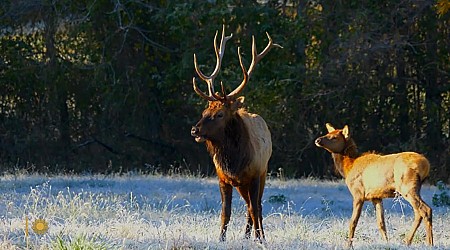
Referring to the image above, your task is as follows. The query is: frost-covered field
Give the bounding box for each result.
[1,173,449,249]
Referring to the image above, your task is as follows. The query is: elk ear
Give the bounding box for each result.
[231,96,245,110]
[342,125,350,139]
[326,123,335,133]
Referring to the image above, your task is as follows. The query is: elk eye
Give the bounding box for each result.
[216,112,224,119]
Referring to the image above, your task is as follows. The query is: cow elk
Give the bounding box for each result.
[315,123,433,247]
[190,25,281,241]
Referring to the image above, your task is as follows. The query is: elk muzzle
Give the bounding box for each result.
[191,125,206,143]
[315,137,323,147]
[315,137,335,153]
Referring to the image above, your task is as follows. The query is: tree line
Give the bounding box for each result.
[0,0,449,182]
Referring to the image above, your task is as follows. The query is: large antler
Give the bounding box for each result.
[192,26,282,102]
[193,25,232,101]
[226,32,283,99]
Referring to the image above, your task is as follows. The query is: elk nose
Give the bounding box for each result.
[315,138,322,146]
[191,126,199,136]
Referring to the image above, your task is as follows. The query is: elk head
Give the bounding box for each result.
[315,123,350,153]
[190,25,281,143]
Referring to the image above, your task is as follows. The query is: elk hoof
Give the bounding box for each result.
[403,238,412,246]
[253,236,265,245]
[346,238,354,249]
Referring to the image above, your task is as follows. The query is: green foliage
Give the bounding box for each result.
[268,194,288,204]
[0,0,448,180]
[52,235,108,250]
[432,181,450,207]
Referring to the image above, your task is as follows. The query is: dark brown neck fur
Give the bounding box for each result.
[205,113,251,176]
[331,138,360,178]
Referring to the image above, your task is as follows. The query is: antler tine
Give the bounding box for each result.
[226,47,248,99]
[247,32,283,77]
[227,32,282,99]
[194,52,217,98]
[193,77,216,102]
[193,25,233,101]
[211,25,233,80]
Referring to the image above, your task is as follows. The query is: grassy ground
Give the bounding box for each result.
[0,173,449,249]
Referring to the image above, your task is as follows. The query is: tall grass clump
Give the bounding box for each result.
[52,235,110,250]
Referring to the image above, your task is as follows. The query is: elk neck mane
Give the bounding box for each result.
[331,138,360,178]
[205,108,252,176]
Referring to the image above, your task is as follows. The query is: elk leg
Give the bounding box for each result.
[348,199,363,247]
[219,181,233,241]
[372,199,388,242]
[257,172,267,240]
[413,196,433,246]
[249,177,263,241]
[422,201,433,246]
[403,191,433,246]
[402,189,422,245]
[236,185,253,239]
[405,206,422,245]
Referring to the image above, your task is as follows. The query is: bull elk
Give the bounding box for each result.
[315,123,433,247]
[190,25,281,241]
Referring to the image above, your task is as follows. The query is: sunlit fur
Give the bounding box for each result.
[191,97,272,241]
[315,123,433,247]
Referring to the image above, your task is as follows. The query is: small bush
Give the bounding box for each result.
[432,181,450,207]
[268,194,288,204]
